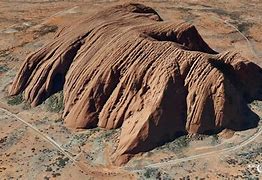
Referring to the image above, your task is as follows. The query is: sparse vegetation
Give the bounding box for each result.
[52,172,61,177]
[44,176,50,180]
[7,93,23,105]
[211,134,220,145]
[45,91,64,113]
[143,167,159,179]
[34,24,58,38]
[156,135,190,152]
[56,157,69,168]
[0,65,9,73]
[236,21,253,34]
[140,167,172,180]
[63,133,90,150]
[54,118,63,123]
[0,50,9,58]
[100,128,119,141]
[46,166,52,172]
[22,101,31,110]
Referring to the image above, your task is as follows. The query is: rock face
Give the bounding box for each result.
[9,3,262,165]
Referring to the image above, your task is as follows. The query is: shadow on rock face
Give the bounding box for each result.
[209,56,262,131]
[8,3,262,165]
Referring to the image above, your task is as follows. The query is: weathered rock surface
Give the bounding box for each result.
[9,3,262,165]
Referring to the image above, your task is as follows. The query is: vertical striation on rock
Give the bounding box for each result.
[9,3,262,165]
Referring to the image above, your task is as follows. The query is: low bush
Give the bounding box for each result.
[7,93,23,105]
[45,91,64,113]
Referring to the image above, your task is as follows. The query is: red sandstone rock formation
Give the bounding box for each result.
[9,3,262,165]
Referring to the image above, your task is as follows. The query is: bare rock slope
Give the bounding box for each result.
[9,3,262,165]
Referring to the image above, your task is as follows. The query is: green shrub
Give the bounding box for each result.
[143,168,158,179]
[7,94,23,105]
[100,129,119,140]
[0,65,9,73]
[211,134,220,145]
[45,91,64,113]
[165,136,189,152]
[22,101,31,110]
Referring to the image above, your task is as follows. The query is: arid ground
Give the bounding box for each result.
[0,0,261,179]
